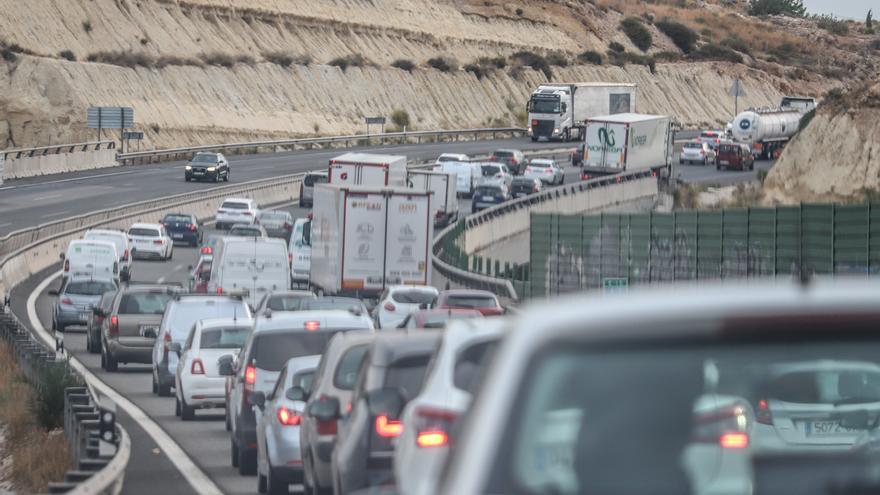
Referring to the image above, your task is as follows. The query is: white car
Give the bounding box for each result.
[216,197,260,230]
[374,285,439,329]
[681,141,717,165]
[84,229,132,282]
[127,223,173,260]
[395,318,507,495]
[288,218,311,287]
[172,317,253,420]
[435,153,469,165]
[434,161,480,197]
[522,159,565,185]
[476,162,513,189]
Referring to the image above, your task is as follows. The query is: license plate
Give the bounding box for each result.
[80,312,90,321]
[803,421,861,436]
[482,196,494,201]
[720,160,729,165]
[194,171,204,175]
[172,233,183,239]
[139,325,157,337]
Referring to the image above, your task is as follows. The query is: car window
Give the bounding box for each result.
[65,280,117,296]
[444,294,498,309]
[250,332,340,372]
[118,292,172,315]
[293,370,316,394]
[384,355,431,401]
[267,295,312,311]
[259,212,288,221]
[391,290,436,305]
[482,165,501,177]
[334,344,369,390]
[493,151,513,158]
[272,367,288,400]
[164,215,192,224]
[421,312,480,328]
[100,291,118,311]
[303,174,328,187]
[129,228,159,237]
[221,201,248,210]
[684,142,701,149]
[454,339,499,394]
[167,300,249,340]
[200,326,252,349]
[192,154,217,163]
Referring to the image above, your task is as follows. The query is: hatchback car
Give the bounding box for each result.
[128,223,173,260]
[436,289,504,316]
[255,290,317,316]
[229,223,268,238]
[477,162,513,189]
[490,149,525,175]
[99,285,177,372]
[398,308,484,329]
[161,213,202,246]
[224,311,373,476]
[300,332,377,495]
[51,278,118,332]
[374,285,439,329]
[173,318,253,420]
[471,184,510,213]
[257,211,294,243]
[331,330,442,493]
[510,177,542,199]
[216,198,260,230]
[152,294,252,396]
[86,288,118,353]
[253,355,321,494]
[522,158,564,185]
[185,151,229,182]
[681,141,717,166]
[716,142,755,171]
[300,172,329,207]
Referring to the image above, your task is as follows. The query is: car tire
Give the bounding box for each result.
[100,348,106,370]
[180,397,195,421]
[175,397,181,417]
[157,377,172,397]
[531,136,537,142]
[267,467,287,495]
[225,407,232,431]
[231,437,240,468]
[105,350,118,372]
[258,472,268,494]
[225,170,230,182]
[152,372,158,394]
[238,434,257,475]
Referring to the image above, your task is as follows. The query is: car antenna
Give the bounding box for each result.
[233,306,237,323]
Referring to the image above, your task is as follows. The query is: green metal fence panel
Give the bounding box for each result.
[697,211,723,280]
[721,209,749,278]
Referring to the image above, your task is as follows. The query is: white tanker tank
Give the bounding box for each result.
[731,109,803,159]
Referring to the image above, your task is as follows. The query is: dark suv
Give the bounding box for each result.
[716,142,755,171]
[161,213,202,246]
[185,152,229,182]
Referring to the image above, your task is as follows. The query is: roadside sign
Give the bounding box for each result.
[87,107,134,129]
[122,131,144,140]
[365,117,386,125]
[602,277,628,294]
[728,79,747,98]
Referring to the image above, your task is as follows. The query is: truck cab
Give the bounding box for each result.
[527,83,637,142]
[527,86,573,142]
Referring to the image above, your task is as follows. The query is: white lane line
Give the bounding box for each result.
[157,276,167,284]
[28,271,223,495]
[0,186,15,191]
[0,170,139,191]
[33,193,63,201]
[174,264,185,272]
[40,210,70,219]
[0,222,12,229]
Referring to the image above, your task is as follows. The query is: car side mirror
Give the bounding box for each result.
[308,396,340,421]
[286,386,308,402]
[366,388,405,419]
[251,391,266,409]
[143,328,158,339]
[93,307,104,317]
[167,342,182,355]
[218,355,234,376]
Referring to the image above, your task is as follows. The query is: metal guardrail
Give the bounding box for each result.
[0,305,126,494]
[1,141,116,161]
[117,127,527,164]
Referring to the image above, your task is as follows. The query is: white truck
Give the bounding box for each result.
[209,237,290,307]
[527,83,637,142]
[731,96,817,160]
[310,184,433,298]
[328,152,408,187]
[582,113,671,177]
[407,170,459,227]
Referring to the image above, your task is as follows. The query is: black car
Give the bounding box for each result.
[510,177,541,198]
[185,152,229,182]
[161,213,202,246]
[471,184,510,213]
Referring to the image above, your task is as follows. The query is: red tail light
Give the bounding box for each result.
[756,399,773,425]
[191,359,205,375]
[245,364,256,385]
[375,415,403,438]
[304,321,319,332]
[417,431,449,448]
[61,297,73,305]
[316,418,338,435]
[64,260,70,272]
[284,223,292,231]
[123,249,129,261]
[531,119,538,125]
[720,432,749,449]
[109,315,119,336]
[384,302,396,312]
[163,331,171,351]
[201,246,213,255]
[217,287,223,295]
[153,239,163,245]
[277,406,302,426]
[243,211,253,216]
[414,407,456,448]
[189,224,197,232]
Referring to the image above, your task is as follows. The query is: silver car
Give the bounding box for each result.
[253,355,321,494]
[299,171,328,207]
[680,141,717,166]
[51,278,117,332]
[522,158,565,185]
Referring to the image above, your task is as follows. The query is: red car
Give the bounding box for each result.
[435,289,504,316]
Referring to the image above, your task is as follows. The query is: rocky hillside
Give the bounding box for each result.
[0,0,874,149]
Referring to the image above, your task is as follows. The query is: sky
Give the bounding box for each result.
[801,0,873,20]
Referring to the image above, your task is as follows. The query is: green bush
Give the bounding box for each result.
[426,56,457,72]
[1,48,16,63]
[720,36,751,55]
[747,0,806,17]
[155,55,203,68]
[546,52,569,67]
[654,50,681,61]
[30,362,81,430]
[691,43,744,63]
[509,51,552,79]
[463,63,486,79]
[391,59,415,72]
[656,20,697,53]
[58,50,76,61]
[390,109,410,128]
[478,56,506,69]
[608,41,626,53]
[82,20,93,33]
[620,17,652,52]
[577,50,603,65]
[811,14,849,35]
[199,52,255,68]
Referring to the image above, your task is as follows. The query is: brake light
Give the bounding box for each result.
[316,418,338,435]
[413,406,456,448]
[201,246,212,255]
[305,321,319,332]
[384,302,396,312]
[277,406,302,426]
[417,431,448,448]
[153,239,163,245]
[123,249,129,261]
[109,315,119,336]
[720,432,749,449]
[756,399,773,425]
[189,224,197,232]
[217,287,223,295]
[375,415,403,438]
[191,359,205,375]
[61,297,73,306]
[245,364,256,385]
[163,332,171,352]
[64,260,70,272]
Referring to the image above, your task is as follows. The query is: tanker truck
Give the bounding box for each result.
[731,108,803,160]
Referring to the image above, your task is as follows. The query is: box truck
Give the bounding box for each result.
[582,113,671,177]
[407,170,459,227]
[527,83,637,142]
[310,184,433,298]
[328,152,408,187]
[209,237,290,307]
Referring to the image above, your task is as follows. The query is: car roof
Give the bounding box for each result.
[255,310,371,333]
[196,317,253,330]
[440,289,498,298]
[367,330,442,367]
[267,290,316,297]
[129,223,161,230]
[222,197,252,203]
[164,212,194,218]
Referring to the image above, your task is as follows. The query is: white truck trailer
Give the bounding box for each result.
[527,83,637,142]
[407,170,459,227]
[328,152,408,187]
[582,113,671,177]
[310,184,433,298]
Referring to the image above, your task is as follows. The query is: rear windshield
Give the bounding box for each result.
[531,161,554,168]
[454,339,499,394]
[482,165,502,177]
[437,156,459,163]
[66,280,117,296]
[384,355,431,401]
[759,369,880,405]
[251,332,340,371]
[683,142,702,149]
[303,174,328,187]
[259,211,288,221]
[445,295,498,309]
[493,151,514,158]
[334,344,369,390]
[267,295,313,311]
[391,290,436,305]
[221,201,248,210]
[230,227,261,236]
[718,145,739,153]
[292,370,315,392]
[475,186,503,196]
[167,300,249,340]
[200,326,252,349]
[129,228,159,237]
[300,298,365,312]
[164,215,192,224]
[118,292,172,315]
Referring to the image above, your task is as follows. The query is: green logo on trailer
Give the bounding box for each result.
[598,127,616,147]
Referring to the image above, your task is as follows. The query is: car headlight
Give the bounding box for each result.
[553,128,560,134]
[207,167,216,172]
[185,165,192,170]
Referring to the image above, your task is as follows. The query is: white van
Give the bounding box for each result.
[84,229,132,281]
[210,237,290,307]
[434,161,479,197]
[288,218,312,288]
[62,240,120,283]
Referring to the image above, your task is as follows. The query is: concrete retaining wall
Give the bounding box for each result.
[2,143,118,180]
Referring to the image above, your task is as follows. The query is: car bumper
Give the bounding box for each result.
[681,153,704,161]
[313,438,336,487]
[180,376,227,407]
[268,426,305,473]
[395,442,446,495]
[291,269,309,284]
[186,171,219,181]
[55,307,90,326]
[106,342,153,363]
[169,232,199,244]
[132,246,166,258]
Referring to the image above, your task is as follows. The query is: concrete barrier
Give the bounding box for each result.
[1,142,118,180]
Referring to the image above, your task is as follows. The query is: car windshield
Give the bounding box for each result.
[266,294,313,311]
[421,312,479,328]
[486,339,880,495]
[192,154,217,163]
[303,174,328,187]
[445,294,497,309]
[251,332,340,371]
[482,165,502,177]
[200,326,251,349]
[391,290,436,305]
[334,344,369,390]
[221,201,248,210]
[118,292,172,315]
[437,155,461,163]
[129,228,159,237]
[65,280,117,296]
[163,215,191,224]
[259,212,287,222]
[384,355,431,401]
[528,98,560,113]
[300,298,365,312]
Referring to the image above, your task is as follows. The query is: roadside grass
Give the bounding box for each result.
[0,342,71,492]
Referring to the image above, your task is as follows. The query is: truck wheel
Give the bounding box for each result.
[563,129,571,142]
[531,136,537,142]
